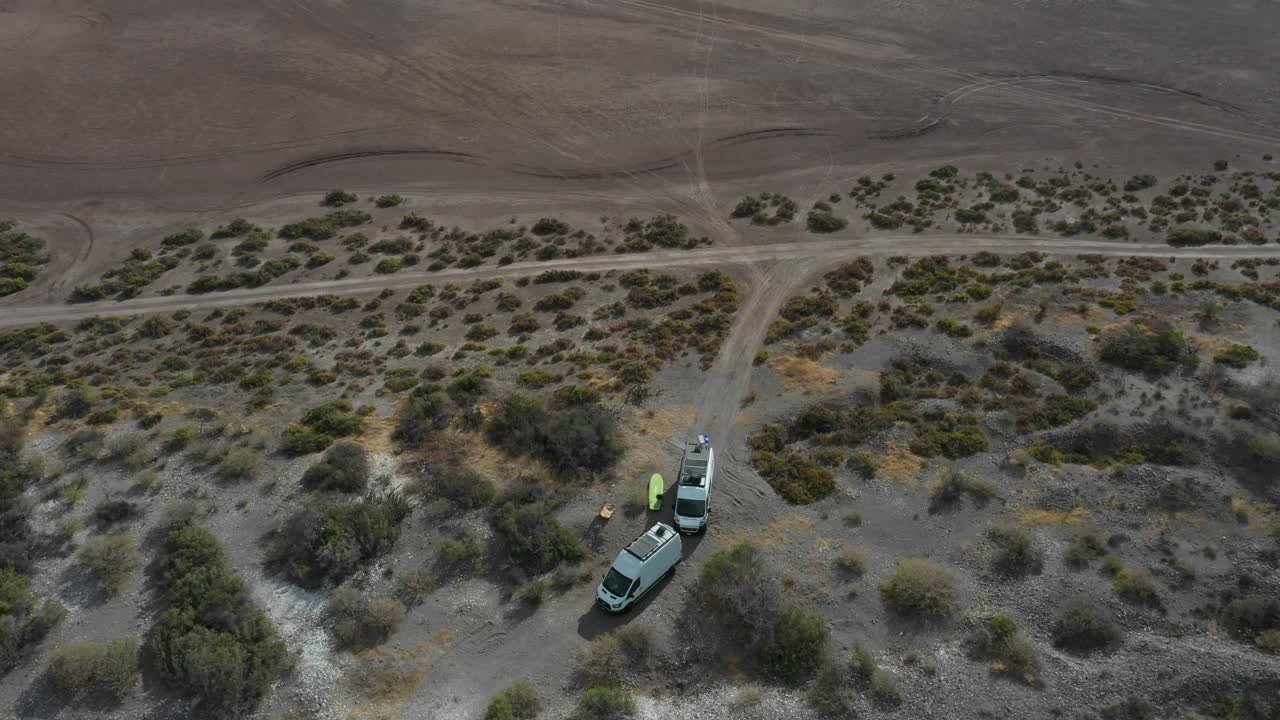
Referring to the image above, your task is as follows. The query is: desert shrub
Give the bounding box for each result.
[807,208,847,233]
[79,532,141,595]
[301,398,364,436]
[395,568,436,608]
[438,533,487,574]
[807,660,850,716]
[532,217,569,236]
[484,682,543,720]
[329,587,404,650]
[761,605,830,685]
[928,468,995,511]
[215,447,259,482]
[56,385,98,420]
[0,563,64,670]
[1214,343,1260,368]
[281,425,332,455]
[92,499,139,527]
[423,463,494,509]
[491,495,585,573]
[880,559,959,620]
[572,687,635,720]
[1099,325,1196,374]
[375,194,404,208]
[275,495,410,586]
[488,395,623,475]
[394,389,450,448]
[910,412,988,459]
[578,633,624,687]
[302,441,370,493]
[695,543,780,639]
[46,639,139,702]
[1052,601,1121,653]
[988,525,1043,577]
[750,448,836,504]
[150,524,287,711]
[540,403,624,474]
[1220,594,1280,650]
[1167,227,1222,246]
[870,670,902,708]
[322,189,358,207]
[1112,566,1161,607]
[966,614,1039,683]
[835,546,866,576]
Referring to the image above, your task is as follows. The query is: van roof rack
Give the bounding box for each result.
[679,441,710,486]
[625,525,671,561]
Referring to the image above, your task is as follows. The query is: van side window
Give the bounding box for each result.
[629,578,641,596]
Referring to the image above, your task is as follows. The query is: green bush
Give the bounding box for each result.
[150,524,287,711]
[47,639,139,701]
[761,605,830,685]
[988,525,1043,577]
[1219,594,1280,649]
[578,633,624,687]
[807,209,847,233]
[491,495,585,573]
[880,559,959,620]
[487,395,623,475]
[301,399,364,437]
[375,194,404,208]
[1112,566,1160,607]
[281,425,333,455]
[438,534,487,574]
[910,412,988,459]
[1099,325,1196,374]
[322,189,358,207]
[750,449,836,504]
[302,441,370,493]
[79,532,141,595]
[1052,601,1121,653]
[424,463,494,510]
[275,495,410,586]
[485,682,543,720]
[0,564,64,670]
[1214,343,1260,369]
[1166,227,1222,246]
[572,687,635,720]
[395,389,450,447]
[696,543,780,640]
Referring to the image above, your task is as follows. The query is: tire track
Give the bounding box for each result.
[601,0,1280,147]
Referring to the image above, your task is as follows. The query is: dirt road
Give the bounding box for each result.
[4,234,1276,328]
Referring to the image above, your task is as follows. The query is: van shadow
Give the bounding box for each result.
[573,564,677,641]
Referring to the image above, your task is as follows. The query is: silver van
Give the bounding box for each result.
[596,522,682,613]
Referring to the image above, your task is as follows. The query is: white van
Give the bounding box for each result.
[596,522,682,613]
[672,435,714,534]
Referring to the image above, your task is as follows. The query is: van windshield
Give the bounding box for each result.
[602,568,634,597]
[676,498,706,517]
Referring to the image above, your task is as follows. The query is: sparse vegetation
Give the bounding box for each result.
[79,532,141,595]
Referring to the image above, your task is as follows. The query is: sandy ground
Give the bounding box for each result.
[2,0,1280,718]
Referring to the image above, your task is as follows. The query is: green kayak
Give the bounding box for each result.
[648,473,665,511]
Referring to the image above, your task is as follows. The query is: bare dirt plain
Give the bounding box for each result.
[1,1,1280,720]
